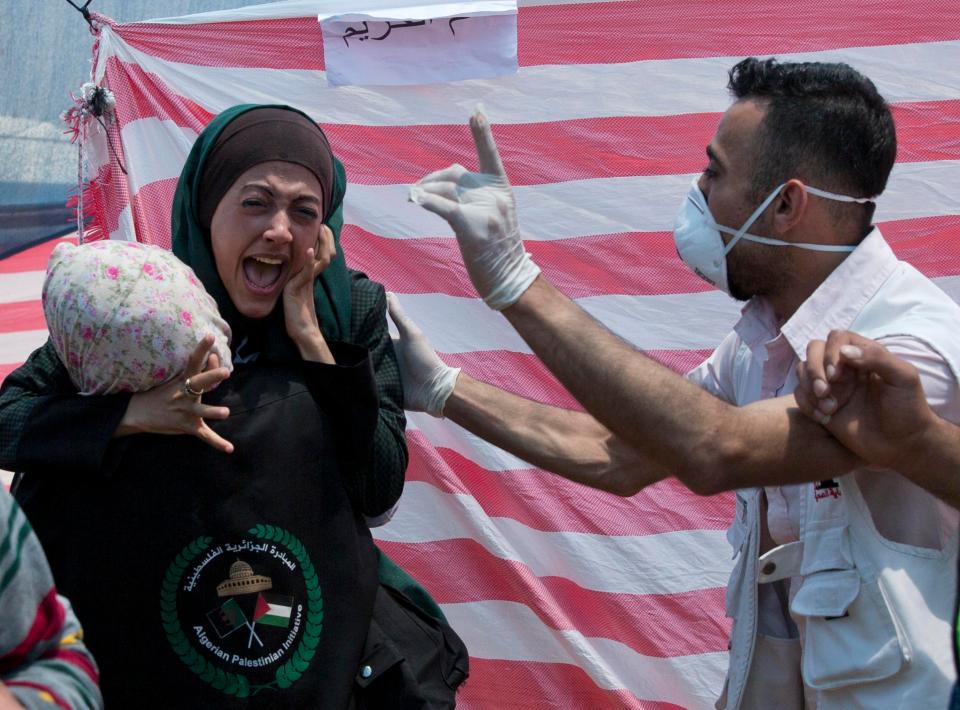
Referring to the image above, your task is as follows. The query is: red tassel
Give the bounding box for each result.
[66,179,109,243]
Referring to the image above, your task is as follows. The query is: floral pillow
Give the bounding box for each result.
[43,240,232,395]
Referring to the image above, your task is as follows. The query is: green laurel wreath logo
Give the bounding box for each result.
[160,526,324,697]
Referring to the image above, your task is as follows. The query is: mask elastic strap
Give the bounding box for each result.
[720,183,785,256]
[740,233,857,252]
[805,186,875,204]
[719,183,875,255]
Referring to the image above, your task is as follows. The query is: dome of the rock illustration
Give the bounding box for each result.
[216,558,273,597]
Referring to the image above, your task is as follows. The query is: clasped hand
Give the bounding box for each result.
[794,330,935,470]
[409,109,540,310]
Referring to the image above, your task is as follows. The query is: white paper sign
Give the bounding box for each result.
[318,1,518,87]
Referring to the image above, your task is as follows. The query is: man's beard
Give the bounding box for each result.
[724,215,779,302]
[727,272,754,302]
[726,246,776,302]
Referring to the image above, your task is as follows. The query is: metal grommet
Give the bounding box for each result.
[761,562,776,576]
[360,665,373,679]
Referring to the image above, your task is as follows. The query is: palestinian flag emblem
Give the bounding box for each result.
[161,525,324,698]
[254,592,294,628]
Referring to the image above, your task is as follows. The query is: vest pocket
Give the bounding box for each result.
[791,571,907,689]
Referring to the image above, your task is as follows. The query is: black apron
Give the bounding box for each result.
[18,363,378,708]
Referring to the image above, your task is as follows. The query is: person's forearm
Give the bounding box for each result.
[444,373,667,495]
[899,415,960,509]
[502,277,859,492]
[503,278,732,470]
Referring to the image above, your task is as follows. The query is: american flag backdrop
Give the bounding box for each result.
[2,1,960,707]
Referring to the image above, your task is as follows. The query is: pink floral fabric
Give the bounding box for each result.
[42,240,232,395]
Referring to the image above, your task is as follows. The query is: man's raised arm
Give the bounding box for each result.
[387,291,857,496]
[407,110,860,494]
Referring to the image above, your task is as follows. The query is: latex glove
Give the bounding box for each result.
[386,292,460,417]
[409,108,541,310]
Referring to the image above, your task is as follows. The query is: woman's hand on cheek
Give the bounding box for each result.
[283,225,337,364]
[114,334,234,453]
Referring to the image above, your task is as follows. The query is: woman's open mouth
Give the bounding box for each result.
[242,255,286,293]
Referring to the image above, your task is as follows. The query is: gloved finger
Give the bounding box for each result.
[416,163,469,187]
[409,188,464,228]
[470,108,506,178]
[386,292,421,339]
[411,180,460,202]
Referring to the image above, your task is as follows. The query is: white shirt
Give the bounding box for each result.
[687,227,960,551]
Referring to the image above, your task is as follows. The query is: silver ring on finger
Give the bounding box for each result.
[183,377,204,398]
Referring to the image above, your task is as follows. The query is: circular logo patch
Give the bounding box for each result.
[160,525,324,697]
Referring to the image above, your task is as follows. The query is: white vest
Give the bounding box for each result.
[721,261,960,710]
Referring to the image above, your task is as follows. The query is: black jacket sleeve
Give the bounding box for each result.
[0,340,131,475]
[318,272,408,517]
[302,341,379,506]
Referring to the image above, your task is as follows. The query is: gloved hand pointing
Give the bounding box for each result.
[409,108,541,310]
[386,293,461,418]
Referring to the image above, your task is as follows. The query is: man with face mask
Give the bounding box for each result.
[392,57,960,708]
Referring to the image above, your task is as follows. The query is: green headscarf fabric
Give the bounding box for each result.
[172,104,351,362]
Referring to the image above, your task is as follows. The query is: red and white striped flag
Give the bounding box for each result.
[2,1,959,706]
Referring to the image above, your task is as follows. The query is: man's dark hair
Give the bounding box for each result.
[728,58,896,213]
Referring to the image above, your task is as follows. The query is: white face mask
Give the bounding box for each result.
[673,177,874,295]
